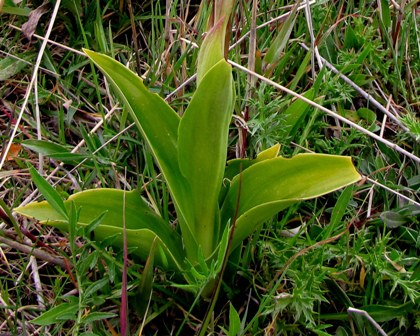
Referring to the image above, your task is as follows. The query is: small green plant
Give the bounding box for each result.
[15,2,360,297]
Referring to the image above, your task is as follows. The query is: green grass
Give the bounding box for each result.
[0,0,419,335]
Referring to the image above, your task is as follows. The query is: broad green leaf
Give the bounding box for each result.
[221,154,361,250]
[213,0,234,24]
[320,301,416,321]
[0,0,31,15]
[61,0,83,19]
[357,107,376,126]
[47,152,89,163]
[29,167,68,220]
[23,139,73,155]
[178,60,234,257]
[197,18,226,84]
[31,302,79,325]
[83,49,192,247]
[220,144,281,207]
[15,189,186,270]
[224,144,280,181]
[197,0,234,85]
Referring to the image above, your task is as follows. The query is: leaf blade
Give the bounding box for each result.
[15,189,186,270]
[83,49,191,229]
[222,154,361,250]
[28,166,68,220]
[178,60,234,257]
[31,302,79,325]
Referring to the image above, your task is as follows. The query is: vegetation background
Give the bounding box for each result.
[0,0,419,335]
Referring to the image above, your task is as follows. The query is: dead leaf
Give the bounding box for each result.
[6,143,21,161]
[63,99,73,110]
[359,263,366,289]
[21,1,49,40]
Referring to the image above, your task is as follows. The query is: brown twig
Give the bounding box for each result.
[0,235,66,268]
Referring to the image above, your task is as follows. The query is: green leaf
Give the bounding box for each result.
[379,0,391,29]
[263,4,297,74]
[22,140,88,163]
[228,303,241,336]
[83,277,109,300]
[135,238,157,316]
[15,189,186,270]
[222,154,361,250]
[357,108,376,125]
[281,89,315,140]
[343,25,360,50]
[197,19,225,84]
[178,59,234,257]
[22,140,71,155]
[0,0,31,16]
[31,302,79,325]
[361,302,416,322]
[83,49,193,253]
[380,211,408,228]
[196,0,234,84]
[0,199,23,239]
[29,167,68,221]
[84,212,108,235]
[224,144,280,181]
[0,56,28,81]
[328,185,354,233]
[81,312,117,324]
[213,0,235,25]
[289,51,311,91]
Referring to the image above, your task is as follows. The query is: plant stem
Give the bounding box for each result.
[199,165,243,335]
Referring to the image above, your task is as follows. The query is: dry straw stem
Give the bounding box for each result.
[227,1,412,134]
[29,256,45,309]
[0,49,59,77]
[8,24,86,56]
[366,177,420,207]
[303,0,323,76]
[228,60,420,164]
[0,235,66,268]
[230,0,316,50]
[347,308,388,336]
[0,0,62,171]
[299,43,410,132]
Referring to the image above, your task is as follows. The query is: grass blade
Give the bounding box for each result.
[28,166,68,220]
